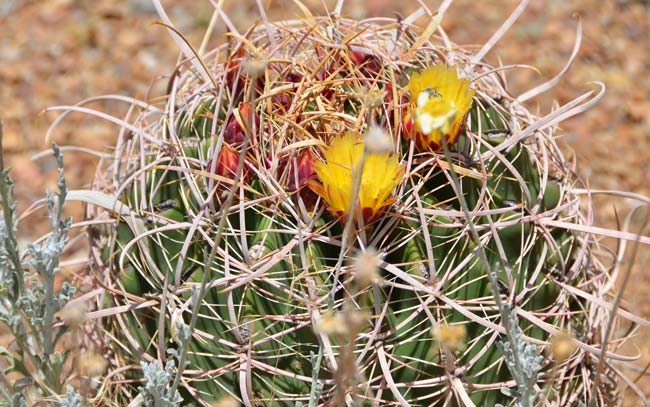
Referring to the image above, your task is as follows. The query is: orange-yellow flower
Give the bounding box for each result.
[307,133,403,223]
[404,65,474,150]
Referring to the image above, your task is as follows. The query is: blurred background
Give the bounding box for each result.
[1,0,648,403]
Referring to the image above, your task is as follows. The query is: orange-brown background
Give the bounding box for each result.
[1,0,648,403]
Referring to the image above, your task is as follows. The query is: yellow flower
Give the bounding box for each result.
[307,133,403,223]
[404,65,474,150]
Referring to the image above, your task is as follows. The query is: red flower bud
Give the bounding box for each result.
[314,66,336,100]
[348,48,381,78]
[349,49,369,66]
[272,71,305,114]
[224,49,266,95]
[225,48,246,93]
[224,115,244,144]
[214,144,240,179]
[274,93,292,111]
[294,149,317,191]
[223,102,261,144]
[239,102,260,131]
[206,144,249,197]
[278,148,318,207]
[279,149,317,191]
[286,72,303,84]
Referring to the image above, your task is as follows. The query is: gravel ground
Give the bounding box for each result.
[1,0,648,403]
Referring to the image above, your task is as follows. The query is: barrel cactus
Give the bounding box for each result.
[84,6,639,407]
